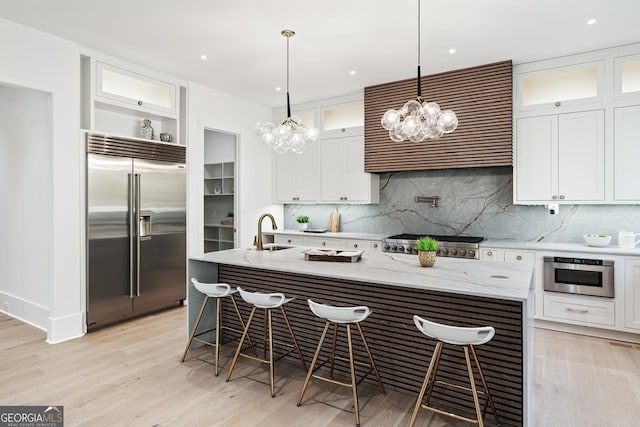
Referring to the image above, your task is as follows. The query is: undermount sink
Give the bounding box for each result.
[264,245,293,252]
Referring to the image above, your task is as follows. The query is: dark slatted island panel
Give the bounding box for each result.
[218,264,523,427]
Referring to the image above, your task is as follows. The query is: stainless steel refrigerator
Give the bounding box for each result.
[86,134,186,330]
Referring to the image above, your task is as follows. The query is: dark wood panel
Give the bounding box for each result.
[364,60,513,172]
[218,265,523,427]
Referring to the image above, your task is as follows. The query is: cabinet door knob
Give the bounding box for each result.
[555,101,561,107]
[516,255,522,260]
[322,242,326,246]
[487,251,493,256]
[353,243,358,248]
[138,100,143,106]
[559,195,565,200]
[373,243,378,248]
[552,195,558,200]
[287,239,292,244]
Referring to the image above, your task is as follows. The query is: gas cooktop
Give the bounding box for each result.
[382,234,485,259]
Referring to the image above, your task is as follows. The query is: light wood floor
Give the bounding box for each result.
[1,307,639,427]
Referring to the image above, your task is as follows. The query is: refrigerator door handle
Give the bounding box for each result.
[128,173,135,299]
[135,173,141,297]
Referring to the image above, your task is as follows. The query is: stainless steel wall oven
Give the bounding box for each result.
[543,256,614,298]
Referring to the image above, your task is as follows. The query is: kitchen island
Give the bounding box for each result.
[188,247,534,427]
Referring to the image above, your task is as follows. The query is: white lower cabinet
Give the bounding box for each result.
[345,239,381,252]
[481,248,504,262]
[624,258,640,330]
[305,237,346,249]
[274,235,305,246]
[543,294,615,327]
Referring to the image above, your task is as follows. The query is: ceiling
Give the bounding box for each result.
[2,0,640,108]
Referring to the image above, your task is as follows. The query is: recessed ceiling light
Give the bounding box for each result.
[587,18,597,25]
[200,54,207,60]
[449,48,456,54]
[349,70,356,76]
[275,87,281,91]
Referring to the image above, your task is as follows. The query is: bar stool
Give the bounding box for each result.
[181,278,254,376]
[297,299,386,427]
[409,315,501,427]
[225,287,307,397]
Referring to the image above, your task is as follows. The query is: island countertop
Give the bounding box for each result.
[190,246,534,301]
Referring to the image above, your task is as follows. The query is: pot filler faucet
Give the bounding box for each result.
[256,213,278,251]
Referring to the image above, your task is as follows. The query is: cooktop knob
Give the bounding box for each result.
[460,249,467,256]
[441,248,449,255]
[383,244,390,251]
[468,249,476,257]
[450,249,458,256]
[391,245,398,251]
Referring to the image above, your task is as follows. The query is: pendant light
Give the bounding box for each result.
[381,0,458,142]
[255,30,319,154]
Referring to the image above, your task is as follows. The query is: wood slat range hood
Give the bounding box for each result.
[364,60,513,173]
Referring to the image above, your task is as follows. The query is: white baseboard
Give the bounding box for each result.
[0,291,48,332]
[47,311,85,344]
[0,290,85,343]
[535,319,640,344]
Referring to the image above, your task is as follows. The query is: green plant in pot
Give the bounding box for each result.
[296,215,310,231]
[416,236,439,267]
[221,211,234,225]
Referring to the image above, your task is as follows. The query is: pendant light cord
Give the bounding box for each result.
[286,34,291,118]
[416,0,422,99]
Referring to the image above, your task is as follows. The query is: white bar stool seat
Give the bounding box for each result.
[181,278,254,376]
[298,299,386,427]
[409,315,501,427]
[226,287,307,397]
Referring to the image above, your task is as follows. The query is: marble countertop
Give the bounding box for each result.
[190,247,534,302]
[263,229,389,240]
[482,239,640,256]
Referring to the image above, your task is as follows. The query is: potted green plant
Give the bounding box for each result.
[221,211,233,225]
[296,215,310,231]
[416,236,439,267]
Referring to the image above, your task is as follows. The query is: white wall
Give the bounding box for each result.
[0,18,83,343]
[0,84,52,327]
[188,82,282,255]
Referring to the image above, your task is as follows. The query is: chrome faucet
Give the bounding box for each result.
[256,213,277,251]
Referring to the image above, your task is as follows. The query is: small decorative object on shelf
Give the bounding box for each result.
[159,132,173,143]
[140,119,154,140]
[296,215,310,231]
[416,236,439,267]
[221,211,234,226]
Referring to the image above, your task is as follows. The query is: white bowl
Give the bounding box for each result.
[583,234,612,247]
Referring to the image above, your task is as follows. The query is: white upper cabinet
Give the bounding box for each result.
[514,43,640,204]
[615,54,640,101]
[81,52,184,144]
[515,110,605,203]
[516,61,604,112]
[271,93,379,204]
[273,139,319,203]
[320,136,379,203]
[320,101,364,139]
[614,106,640,201]
[96,62,177,116]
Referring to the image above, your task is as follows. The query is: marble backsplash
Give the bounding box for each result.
[283,167,640,244]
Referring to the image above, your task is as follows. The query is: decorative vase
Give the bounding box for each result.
[298,223,308,231]
[141,119,154,140]
[159,132,173,143]
[418,251,436,267]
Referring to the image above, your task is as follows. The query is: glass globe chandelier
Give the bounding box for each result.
[255,30,319,154]
[381,0,458,142]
